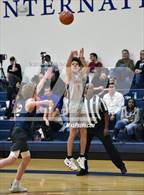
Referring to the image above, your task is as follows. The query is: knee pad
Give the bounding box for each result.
[21,151,31,159]
[9,150,20,159]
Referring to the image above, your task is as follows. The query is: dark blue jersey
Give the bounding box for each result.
[14,98,36,130]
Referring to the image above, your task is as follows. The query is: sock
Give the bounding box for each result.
[13,179,19,185]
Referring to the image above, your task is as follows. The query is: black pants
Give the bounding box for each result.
[85,122,125,170]
[5,86,18,118]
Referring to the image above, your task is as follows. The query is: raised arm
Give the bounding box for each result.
[65,50,78,83]
[79,48,88,74]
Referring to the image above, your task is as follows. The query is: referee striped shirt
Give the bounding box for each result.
[84,95,108,126]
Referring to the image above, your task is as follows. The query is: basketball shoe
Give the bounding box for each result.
[77,157,86,169]
[9,182,27,193]
[64,157,78,171]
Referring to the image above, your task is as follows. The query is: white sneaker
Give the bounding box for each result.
[64,157,78,171]
[9,183,28,193]
[77,157,86,169]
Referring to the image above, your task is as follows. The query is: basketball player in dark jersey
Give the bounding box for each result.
[0,83,51,193]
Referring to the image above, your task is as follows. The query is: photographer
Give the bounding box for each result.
[0,54,8,90]
[7,56,22,82]
[5,57,22,118]
[40,52,52,74]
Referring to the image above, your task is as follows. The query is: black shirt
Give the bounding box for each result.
[7,63,22,82]
[135,60,144,74]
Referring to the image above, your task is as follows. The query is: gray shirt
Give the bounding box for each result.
[121,106,140,124]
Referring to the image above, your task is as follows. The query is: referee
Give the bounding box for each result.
[77,83,127,176]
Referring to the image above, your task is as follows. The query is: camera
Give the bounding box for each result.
[40,51,46,57]
[0,54,7,63]
[40,52,51,64]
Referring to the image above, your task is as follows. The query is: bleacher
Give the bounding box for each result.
[0,89,144,160]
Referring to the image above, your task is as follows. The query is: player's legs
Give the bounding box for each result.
[9,151,31,193]
[67,127,77,157]
[16,151,31,181]
[0,150,19,168]
[64,127,78,170]
[79,128,87,156]
[77,129,95,176]
[77,128,87,169]
[8,135,30,193]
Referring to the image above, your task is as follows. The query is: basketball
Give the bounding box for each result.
[59,11,74,25]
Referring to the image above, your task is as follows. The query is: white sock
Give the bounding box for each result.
[13,179,20,185]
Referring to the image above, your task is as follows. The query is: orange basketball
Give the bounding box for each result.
[59,11,74,25]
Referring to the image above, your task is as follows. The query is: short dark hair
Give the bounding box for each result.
[45,55,51,62]
[72,57,82,67]
[122,49,129,54]
[90,53,98,59]
[10,56,15,61]
[108,77,116,87]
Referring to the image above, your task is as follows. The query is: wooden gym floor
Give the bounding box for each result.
[0,159,144,195]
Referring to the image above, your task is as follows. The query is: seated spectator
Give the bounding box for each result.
[42,88,63,140]
[91,67,109,97]
[134,50,144,88]
[113,98,140,142]
[40,87,62,111]
[32,67,65,141]
[88,53,103,73]
[110,66,134,94]
[115,49,134,71]
[103,80,124,128]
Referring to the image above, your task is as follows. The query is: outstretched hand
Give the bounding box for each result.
[79,48,84,58]
[72,50,78,57]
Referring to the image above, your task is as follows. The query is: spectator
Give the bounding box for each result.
[40,54,52,74]
[91,67,109,97]
[115,49,134,71]
[113,98,140,142]
[43,93,63,140]
[103,80,124,128]
[134,50,144,88]
[7,56,22,82]
[36,67,65,140]
[5,56,22,118]
[88,53,103,73]
[5,81,21,119]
